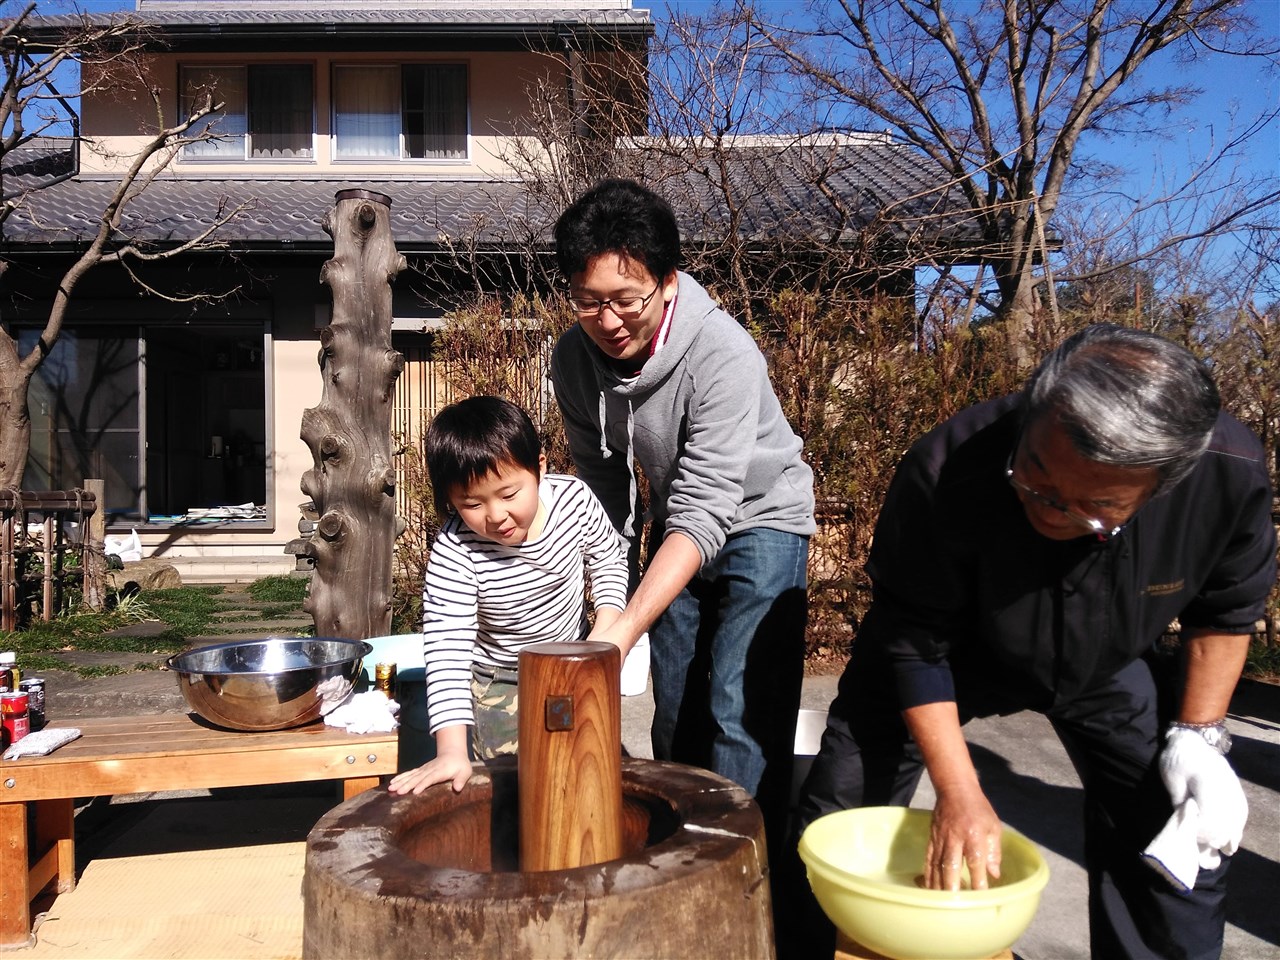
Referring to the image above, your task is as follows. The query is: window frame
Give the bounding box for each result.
[330,60,471,164]
[179,62,316,163]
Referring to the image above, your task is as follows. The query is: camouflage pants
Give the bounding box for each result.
[470,663,519,759]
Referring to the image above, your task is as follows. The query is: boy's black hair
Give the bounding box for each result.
[554,178,681,281]
[425,396,542,517]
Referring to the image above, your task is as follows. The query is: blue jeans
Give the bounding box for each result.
[649,527,808,819]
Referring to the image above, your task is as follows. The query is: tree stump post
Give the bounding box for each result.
[300,190,406,640]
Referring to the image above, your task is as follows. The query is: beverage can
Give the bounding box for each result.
[1,690,30,747]
[374,662,398,700]
[19,678,45,730]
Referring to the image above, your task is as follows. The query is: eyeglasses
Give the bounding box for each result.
[567,280,662,320]
[1005,453,1124,540]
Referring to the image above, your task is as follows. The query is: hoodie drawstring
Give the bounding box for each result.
[597,393,610,459]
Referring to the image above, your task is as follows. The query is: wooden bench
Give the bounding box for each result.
[0,714,397,948]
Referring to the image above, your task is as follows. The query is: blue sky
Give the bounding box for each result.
[18,0,1280,293]
[28,0,1279,186]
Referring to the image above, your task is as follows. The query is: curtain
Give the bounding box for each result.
[248,65,314,159]
[334,65,400,159]
[181,66,247,159]
[403,64,468,159]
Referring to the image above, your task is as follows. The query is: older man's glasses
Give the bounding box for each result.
[567,280,662,320]
[1005,456,1124,540]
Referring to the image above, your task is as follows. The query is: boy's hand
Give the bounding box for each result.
[389,724,472,795]
[586,607,634,659]
[388,748,472,795]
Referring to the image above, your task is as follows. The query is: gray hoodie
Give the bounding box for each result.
[550,272,815,564]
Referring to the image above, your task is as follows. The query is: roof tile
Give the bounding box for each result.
[3,141,983,253]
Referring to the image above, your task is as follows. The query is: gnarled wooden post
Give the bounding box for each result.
[300,190,405,639]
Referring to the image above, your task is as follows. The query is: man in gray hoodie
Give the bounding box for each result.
[550,178,816,848]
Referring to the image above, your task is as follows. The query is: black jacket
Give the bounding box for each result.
[861,395,1277,712]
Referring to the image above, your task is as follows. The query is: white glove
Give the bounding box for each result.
[1159,727,1248,867]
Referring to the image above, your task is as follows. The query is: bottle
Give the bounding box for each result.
[0,652,17,689]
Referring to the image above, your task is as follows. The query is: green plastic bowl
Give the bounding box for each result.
[798,807,1049,960]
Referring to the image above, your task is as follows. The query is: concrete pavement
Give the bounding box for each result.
[31,664,1280,958]
[624,672,1278,960]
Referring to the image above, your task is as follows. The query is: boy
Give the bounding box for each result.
[389,396,629,796]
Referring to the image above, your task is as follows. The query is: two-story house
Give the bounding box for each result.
[3,0,973,582]
[3,0,654,581]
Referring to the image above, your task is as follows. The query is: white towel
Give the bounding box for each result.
[2,726,82,759]
[323,690,400,734]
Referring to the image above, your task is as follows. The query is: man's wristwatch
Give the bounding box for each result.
[1168,720,1232,755]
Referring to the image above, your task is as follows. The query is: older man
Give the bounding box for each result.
[795,325,1275,959]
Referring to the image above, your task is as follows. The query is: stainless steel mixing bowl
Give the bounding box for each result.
[165,637,373,731]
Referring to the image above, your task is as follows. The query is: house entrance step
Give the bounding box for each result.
[160,555,297,584]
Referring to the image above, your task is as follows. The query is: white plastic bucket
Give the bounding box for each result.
[620,632,651,697]
[792,708,829,807]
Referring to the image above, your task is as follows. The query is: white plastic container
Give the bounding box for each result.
[620,632,651,697]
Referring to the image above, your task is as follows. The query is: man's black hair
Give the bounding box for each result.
[425,396,541,517]
[554,178,681,281]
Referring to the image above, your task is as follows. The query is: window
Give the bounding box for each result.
[334,63,468,161]
[23,324,268,524]
[182,64,314,160]
[24,328,141,518]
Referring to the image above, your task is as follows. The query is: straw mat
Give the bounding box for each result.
[24,840,305,959]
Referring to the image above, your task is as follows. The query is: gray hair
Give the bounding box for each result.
[1022,324,1220,495]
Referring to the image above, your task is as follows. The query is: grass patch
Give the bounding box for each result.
[12,653,74,674]
[151,628,197,648]
[247,576,308,604]
[222,625,314,638]
[141,586,229,636]
[258,604,306,620]
[74,632,187,655]
[1246,638,1280,683]
[2,607,150,655]
[78,664,126,678]
[0,576,310,680]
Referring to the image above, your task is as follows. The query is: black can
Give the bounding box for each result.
[19,678,45,730]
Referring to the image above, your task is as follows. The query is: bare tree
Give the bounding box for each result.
[0,3,251,484]
[483,13,952,337]
[746,0,1280,363]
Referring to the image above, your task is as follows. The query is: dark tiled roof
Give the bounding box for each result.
[0,143,76,186]
[3,175,554,248]
[24,5,652,43]
[1,137,982,255]
[629,137,982,250]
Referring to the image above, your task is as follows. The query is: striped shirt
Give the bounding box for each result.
[422,473,629,733]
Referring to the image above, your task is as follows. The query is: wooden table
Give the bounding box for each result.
[0,714,397,948]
